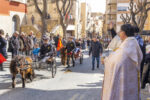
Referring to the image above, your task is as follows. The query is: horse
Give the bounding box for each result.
[60,47,67,66]
[10,56,35,88]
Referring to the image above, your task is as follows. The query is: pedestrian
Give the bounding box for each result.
[87,38,91,50]
[19,32,26,55]
[31,15,34,25]
[5,33,10,41]
[0,29,7,71]
[134,26,146,79]
[9,31,20,58]
[81,39,86,50]
[62,38,67,47]
[89,37,103,70]
[101,24,143,100]
[33,34,37,44]
[32,43,40,61]
[141,37,150,89]
[66,37,76,67]
[56,37,63,57]
[109,22,117,39]
[26,31,34,56]
[54,35,60,57]
[49,36,55,45]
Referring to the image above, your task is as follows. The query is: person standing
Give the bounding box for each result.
[9,31,20,58]
[87,38,91,50]
[101,24,143,100]
[5,33,10,41]
[109,22,117,39]
[54,35,60,57]
[89,37,103,70]
[31,15,35,25]
[26,31,34,56]
[0,30,7,71]
[134,26,146,79]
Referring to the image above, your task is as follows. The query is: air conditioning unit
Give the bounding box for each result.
[9,0,26,4]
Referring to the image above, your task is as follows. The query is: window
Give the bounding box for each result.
[117,6,128,11]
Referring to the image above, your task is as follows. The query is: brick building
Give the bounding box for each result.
[0,0,27,36]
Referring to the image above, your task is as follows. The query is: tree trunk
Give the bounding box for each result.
[62,25,66,39]
[41,16,47,36]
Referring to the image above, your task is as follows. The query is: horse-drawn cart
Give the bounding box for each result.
[32,54,57,78]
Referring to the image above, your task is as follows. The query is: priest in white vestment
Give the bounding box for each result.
[101,24,143,100]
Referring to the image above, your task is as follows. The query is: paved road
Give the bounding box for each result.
[0,52,149,100]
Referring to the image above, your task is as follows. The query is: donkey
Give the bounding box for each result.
[10,56,35,88]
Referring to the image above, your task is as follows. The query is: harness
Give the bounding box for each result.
[15,56,32,71]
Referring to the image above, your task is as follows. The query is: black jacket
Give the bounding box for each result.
[89,41,103,57]
[66,41,76,53]
[110,28,117,39]
[75,42,81,48]
[40,43,53,58]
[0,36,7,58]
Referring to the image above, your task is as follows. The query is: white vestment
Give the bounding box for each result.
[101,37,143,100]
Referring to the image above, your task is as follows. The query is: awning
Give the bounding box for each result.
[67,25,75,31]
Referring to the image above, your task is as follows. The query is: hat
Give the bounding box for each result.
[43,35,49,40]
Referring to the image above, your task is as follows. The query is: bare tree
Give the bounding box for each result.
[56,0,73,38]
[33,0,48,35]
[120,0,150,33]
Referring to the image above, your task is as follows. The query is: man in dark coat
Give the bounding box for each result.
[9,31,20,58]
[89,37,103,70]
[0,29,7,71]
[141,39,150,89]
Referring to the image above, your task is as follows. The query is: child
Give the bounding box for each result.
[32,44,40,61]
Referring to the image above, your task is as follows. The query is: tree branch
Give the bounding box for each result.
[33,0,42,16]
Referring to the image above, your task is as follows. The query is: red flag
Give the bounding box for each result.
[0,53,6,64]
[57,39,63,51]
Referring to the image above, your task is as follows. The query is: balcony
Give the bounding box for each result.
[9,0,27,4]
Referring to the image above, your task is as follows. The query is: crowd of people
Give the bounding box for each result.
[0,29,104,71]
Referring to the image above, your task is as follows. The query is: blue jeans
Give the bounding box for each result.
[92,56,100,70]
[57,51,60,57]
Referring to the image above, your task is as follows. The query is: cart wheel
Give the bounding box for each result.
[80,54,83,64]
[52,59,57,78]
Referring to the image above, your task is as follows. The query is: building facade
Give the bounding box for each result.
[104,0,117,34]
[26,0,81,38]
[0,0,27,36]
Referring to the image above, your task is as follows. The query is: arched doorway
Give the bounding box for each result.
[12,15,20,33]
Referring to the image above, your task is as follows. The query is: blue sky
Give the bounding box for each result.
[81,0,106,13]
